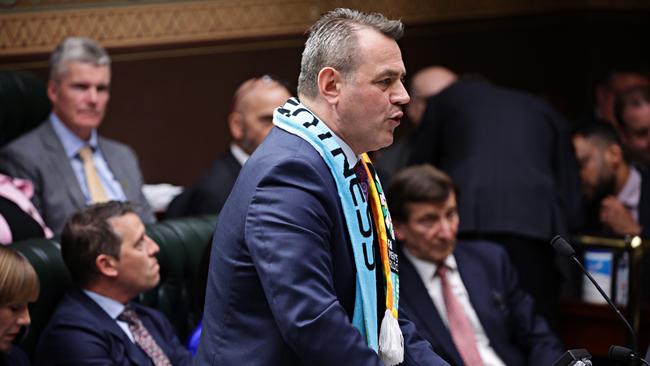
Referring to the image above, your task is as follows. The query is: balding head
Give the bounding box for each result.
[407,66,457,126]
[229,76,292,155]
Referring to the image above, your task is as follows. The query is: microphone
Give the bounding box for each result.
[550,235,638,352]
[553,348,592,366]
[609,345,650,365]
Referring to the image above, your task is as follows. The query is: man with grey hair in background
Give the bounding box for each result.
[0,37,155,233]
[195,8,448,366]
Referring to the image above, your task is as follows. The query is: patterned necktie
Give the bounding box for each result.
[118,306,172,366]
[354,160,369,201]
[436,265,484,366]
[77,146,109,203]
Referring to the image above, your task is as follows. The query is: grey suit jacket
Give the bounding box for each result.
[0,120,155,233]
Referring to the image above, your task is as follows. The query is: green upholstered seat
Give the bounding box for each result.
[9,238,70,355]
[0,70,51,148]
[142,215,216,340]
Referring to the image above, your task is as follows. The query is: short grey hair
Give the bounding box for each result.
[50,37,111,82]
[297,8,404,99]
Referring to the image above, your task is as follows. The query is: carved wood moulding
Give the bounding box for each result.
[1,0,648,56]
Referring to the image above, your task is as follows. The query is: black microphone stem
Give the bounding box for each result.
[572,255,638,352]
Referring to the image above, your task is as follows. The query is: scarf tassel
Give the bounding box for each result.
[379,309,404,365]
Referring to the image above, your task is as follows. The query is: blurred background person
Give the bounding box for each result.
[389,164,563,366]
[0,37,155,234]
[1,174,52,245]
[166,75,292,218]
[591,68,650,127]
[615,86,650,168]
[572,120,650,237]
[35,201,190,365]
[374,66,457,185]
[0,245,39,366]
[409,66,583,326]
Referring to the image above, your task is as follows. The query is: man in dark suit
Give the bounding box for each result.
[166,76,292,217]
[409,67,583,325]
[0,37,154,234]
[34,201,190,365]
[388,164,564,366]
[195,8,448,366]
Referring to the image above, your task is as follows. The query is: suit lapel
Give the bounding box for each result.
[41,122,86,209]
[399,249,463,365]
[72,291,153,366]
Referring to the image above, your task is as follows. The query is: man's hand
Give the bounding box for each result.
[599,196,641,236]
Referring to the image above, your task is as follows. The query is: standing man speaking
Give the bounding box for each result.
[195,8,448,366]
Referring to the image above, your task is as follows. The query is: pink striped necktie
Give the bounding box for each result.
[118,306,172,366]
[436,265,484,366]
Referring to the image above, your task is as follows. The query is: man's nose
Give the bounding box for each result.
[147,237,160,256]
[391,80,410,106]
[86,87,99,104]
[438,219,455,240]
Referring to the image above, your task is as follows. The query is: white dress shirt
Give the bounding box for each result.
[403,249,506,366]
[618,165,642,222]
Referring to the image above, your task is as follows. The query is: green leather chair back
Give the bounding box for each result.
[142,215,216,341]
[0,70,51,148]
[9,238,70,356]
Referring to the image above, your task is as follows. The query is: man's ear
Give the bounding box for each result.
[95,254,119,278]
[47,80,58,104]
[605,143,624,165]
[228,112,243,141]
[317,67,342,105]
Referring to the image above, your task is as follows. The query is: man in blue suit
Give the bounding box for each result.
[195,8,448,366]
[35,201,190,365]
[388,165,564,366]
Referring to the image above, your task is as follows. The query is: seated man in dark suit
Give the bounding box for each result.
[167,75,292,217]
[0,37,155,234]
[387,165,563,366]
[35,201,190,365]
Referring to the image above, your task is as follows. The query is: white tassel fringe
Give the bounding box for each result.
[379,309,404,365]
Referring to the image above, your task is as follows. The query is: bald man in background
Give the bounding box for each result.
[167,76,292,217]
[374,66,456,185]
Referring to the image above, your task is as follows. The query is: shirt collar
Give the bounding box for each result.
[83,289,126,320]
[330,130,359,167]
[618,165,642,210]
[230,143,250,166]
[402,247,457,280]
[50,112,99,158]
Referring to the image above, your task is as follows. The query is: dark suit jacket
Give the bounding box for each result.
[34,289,190,366]
[0,120,155,233]
[0,346,30,366]
[166,150,241,218]
[410,80,583,240]
[195,127,448,366]
[399,240,564,366]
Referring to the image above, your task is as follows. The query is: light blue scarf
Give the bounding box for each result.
[273,98,402,364]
